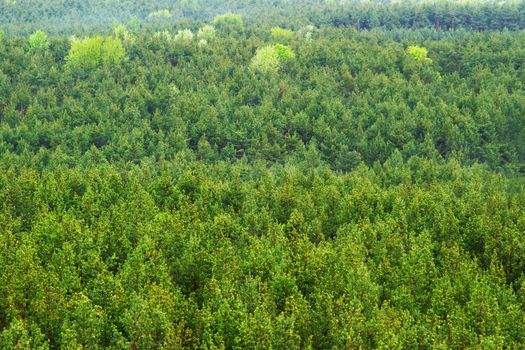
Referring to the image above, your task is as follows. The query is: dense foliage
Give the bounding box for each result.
[1,0,525,349]
[2,0,525,34]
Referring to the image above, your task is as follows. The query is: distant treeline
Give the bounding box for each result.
[320,1,525,30]
[1,0,525,34]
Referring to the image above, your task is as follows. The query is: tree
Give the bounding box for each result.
[250,46,281,73]
[113,23,133,43]
[174,29,194,43]
[1,12,525,349]
[407,45,432,63]
[127,16,141,31]
[66,36,125,69]
[148,9,172,18]
[250,44,295,73]
[273,44,295,62]
[0,319,49,350]
[197,25,216,41]
[271,27,293,43]
[213,13,244,32]
[28,30,50,51]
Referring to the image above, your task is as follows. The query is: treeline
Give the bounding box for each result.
[318,1,525,30]
[2,0,525,34]
[0,0,313,34]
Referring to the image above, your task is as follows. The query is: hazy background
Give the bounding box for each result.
[1,0,524,34]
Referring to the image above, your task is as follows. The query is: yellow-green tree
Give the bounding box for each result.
[251,44,295,73]
[213,13,243,32]
[28,30,49,51]
[148,9,172,18]
[407,45,432,63]
[271,27,293,43]
[66,36,125,69]
[251,46,281,73]
[197,25,216,41]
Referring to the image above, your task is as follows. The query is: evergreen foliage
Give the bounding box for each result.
[0,1,525,349]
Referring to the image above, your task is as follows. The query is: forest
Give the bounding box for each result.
[1,0,525,349]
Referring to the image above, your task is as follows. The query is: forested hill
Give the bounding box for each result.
[1,26,525,172]
[2,1,525,349]
[1,0,525,33]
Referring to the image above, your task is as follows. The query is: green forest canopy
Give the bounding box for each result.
[1,0,525,33]
[1,0,525,349]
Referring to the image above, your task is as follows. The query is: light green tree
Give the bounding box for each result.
[174,29,194,43]
[66,36,125,69]
[101,36,125,65]
[0,319,49,350]
[148,9,172,18]
[298,25,315,40]
[273,43,295,62]
[251,44,295,73]
[153,30,173,42]
[198,25,216,41]
[271,27,293,43]
[127,16,141,31]
[28,30,50,51]
[113,23,134,43]
[213,13,243,32]
[251,46,281,73]
[407,45,432,63]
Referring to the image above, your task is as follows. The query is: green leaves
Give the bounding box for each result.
[197,25,216,41]
[271,27,293,43]
[407,45,432,63]
[174,29,194,43]
[148,9,172,18]
[60,293,105,349]
[0,319,49,350]
[1,13,525,350]
[250,44,296,73]
[113,23,133,43]
[274,44,296,61]
[250,46,281,73]
[0,160,524,348]
[213,13,243,33]
[65,36,125,70]
[28,30,49,51]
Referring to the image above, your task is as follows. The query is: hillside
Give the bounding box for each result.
[1,1,525,349]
